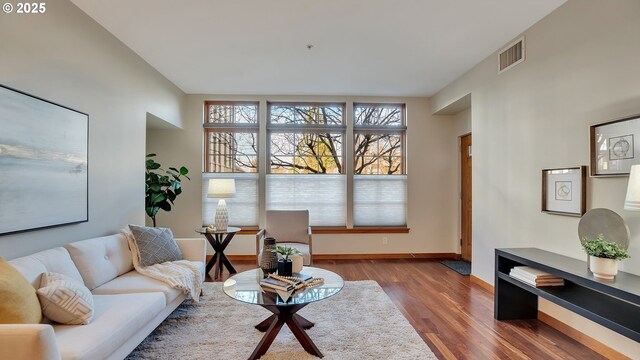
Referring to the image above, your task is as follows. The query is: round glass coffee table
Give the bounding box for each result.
[223,267,344,359]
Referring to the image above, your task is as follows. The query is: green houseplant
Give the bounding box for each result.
[272,245,302,277]
[581,234,630,280]
[145,154,190,227]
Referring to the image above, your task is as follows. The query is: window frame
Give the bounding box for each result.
[353,103,407,175]
[267,102,347,175]
[201,100,409,230]
[203,101,259,173]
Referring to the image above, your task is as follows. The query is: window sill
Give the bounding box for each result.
[237,227,410,235]
[313,227,410,234]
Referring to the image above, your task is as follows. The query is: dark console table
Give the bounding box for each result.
[495,248,640,342]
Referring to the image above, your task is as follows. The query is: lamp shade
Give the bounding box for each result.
[207,179,236,198]
[624,165,640,210]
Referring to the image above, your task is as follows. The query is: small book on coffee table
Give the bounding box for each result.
[260,278,294,292]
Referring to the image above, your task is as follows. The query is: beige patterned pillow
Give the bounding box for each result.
[37,272,94,325]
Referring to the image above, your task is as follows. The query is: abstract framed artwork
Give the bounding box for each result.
[590,114,640,176]
[541,166,586,217]
[0,84,88,235]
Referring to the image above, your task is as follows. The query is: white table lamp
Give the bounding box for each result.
[207,179,236,231]
[624,165,640,210]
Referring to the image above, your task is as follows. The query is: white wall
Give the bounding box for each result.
[454,108,471,137]
[0,0,185,259]
[147,95,459,255]
[433,0,640,356]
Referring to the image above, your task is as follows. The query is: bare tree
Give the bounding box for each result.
[269,105,343,174]
[206,104,404,175]
[354,106,403,174]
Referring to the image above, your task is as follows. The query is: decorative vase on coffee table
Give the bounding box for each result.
[277,259,293,277]
[291,254,304,273]
[260,237,278,275]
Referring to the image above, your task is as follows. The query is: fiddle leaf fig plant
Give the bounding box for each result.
[272,245,302,261]
[145,153,190,227]
[581,234,630,260]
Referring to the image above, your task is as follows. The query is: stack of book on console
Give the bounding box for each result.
[509,266,564,287]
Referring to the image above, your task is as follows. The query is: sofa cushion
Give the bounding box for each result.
[54,293,165,360]
[91,270,183,305]
[0,258,42,324]
[129,225,183,266]
[37,272,94,325]
[65,234,134,290]
[8,248,84,288]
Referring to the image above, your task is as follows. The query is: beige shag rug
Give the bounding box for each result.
[126,280,437,359]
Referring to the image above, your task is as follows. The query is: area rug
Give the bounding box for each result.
[440,260,471,276]
[126,281,437,359]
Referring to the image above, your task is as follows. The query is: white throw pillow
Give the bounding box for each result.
[37,272,94,325]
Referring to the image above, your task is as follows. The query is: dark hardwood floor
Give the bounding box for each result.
[207,259,609,360]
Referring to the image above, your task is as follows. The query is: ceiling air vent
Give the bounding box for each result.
[498,37,525,74]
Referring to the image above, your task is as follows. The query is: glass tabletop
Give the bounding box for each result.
[195,226,241,235]
[223,267,344,306]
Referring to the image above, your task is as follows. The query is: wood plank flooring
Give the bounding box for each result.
[207,259,608,360]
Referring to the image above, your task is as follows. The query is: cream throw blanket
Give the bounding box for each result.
[123,230,203,302]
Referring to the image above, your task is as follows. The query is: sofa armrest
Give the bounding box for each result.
[175,238,207,263]
[0,324,60,360]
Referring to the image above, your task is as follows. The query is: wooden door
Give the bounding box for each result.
[460,134,472,262]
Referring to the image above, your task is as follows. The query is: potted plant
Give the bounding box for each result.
[581,234,630,280]
[145,154,190,227]
[272,245,302,277]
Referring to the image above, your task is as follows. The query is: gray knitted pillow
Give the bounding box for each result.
[128,225,183,266]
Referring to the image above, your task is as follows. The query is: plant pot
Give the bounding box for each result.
[291,254,304,273]
[589,256,618,280]
[277,259,293,277]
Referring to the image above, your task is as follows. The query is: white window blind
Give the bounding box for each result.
[266,174,346,226]
[202,173,258,227]
[353,175,407,226]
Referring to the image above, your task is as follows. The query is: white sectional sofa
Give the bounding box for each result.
[0,233,206,360]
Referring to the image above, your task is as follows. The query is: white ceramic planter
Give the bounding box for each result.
[589,256,618,280]
[291,254,304,273]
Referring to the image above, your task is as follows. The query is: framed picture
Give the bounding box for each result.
[590,114,640,176]
[541,166,586,217]
[0,84,88,235]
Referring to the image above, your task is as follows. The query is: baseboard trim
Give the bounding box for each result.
[537,311,630,360]
[470,275,494,294]
[224,253,460,261]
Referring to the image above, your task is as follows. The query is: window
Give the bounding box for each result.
[266,103,347,226]
[202,100,408,229]
[204,102,258,173]
[203,102,259,226]
[353,104,407,226]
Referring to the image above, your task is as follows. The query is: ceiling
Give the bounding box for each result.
[71,0,565,97]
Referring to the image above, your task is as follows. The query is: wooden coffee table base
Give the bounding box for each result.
[250,304,322,360]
